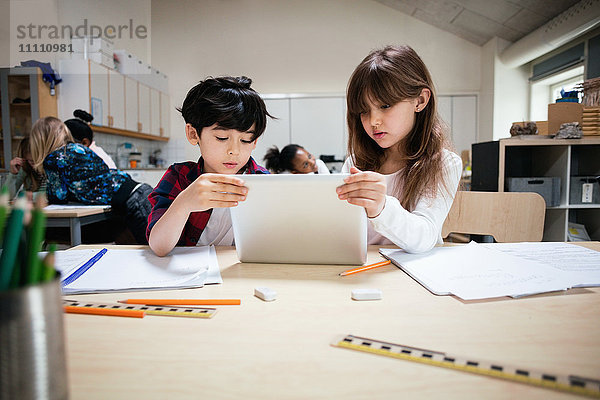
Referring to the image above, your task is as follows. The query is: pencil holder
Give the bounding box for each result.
[0,276,69,400]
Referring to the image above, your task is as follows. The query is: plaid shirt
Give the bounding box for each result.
[146,157,269,246]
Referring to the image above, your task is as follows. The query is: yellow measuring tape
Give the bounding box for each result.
[63,299,217,318]
[332,334,600,399]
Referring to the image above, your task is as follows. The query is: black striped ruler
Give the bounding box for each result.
[63,299,217,318]
[331,334,600,398]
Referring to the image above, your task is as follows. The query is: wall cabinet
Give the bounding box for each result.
[472,137,600,241]
[58,59,169,141]
[0,67,58,169]
[256,95,347,167]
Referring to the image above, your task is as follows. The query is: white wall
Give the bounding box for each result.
[479,37,530,142]
[149,0,481,162]
[0,0,482,165]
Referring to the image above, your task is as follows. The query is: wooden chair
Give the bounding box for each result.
[442,191,546,242]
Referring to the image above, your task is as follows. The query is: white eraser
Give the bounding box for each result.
[351,288,382,301]
[254,287,277,301]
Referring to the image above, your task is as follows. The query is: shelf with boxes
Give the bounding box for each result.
[58,37,170,142]
[472,137,600,242]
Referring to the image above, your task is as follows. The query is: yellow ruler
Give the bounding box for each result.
[63,299,217,318]
[331,334,600,399]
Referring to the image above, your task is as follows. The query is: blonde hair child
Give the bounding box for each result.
[28,116,153,244]
[336,45,462,253]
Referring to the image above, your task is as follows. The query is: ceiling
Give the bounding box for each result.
[374,0,581,46]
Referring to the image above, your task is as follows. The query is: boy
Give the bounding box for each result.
[147,76,271,256]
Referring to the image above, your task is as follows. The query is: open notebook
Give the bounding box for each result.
[54,246,221,294]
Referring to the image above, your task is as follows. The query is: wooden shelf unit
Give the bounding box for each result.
[0,67,58,169]
[473,136,600,241]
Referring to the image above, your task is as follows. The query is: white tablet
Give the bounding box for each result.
[231,174,367,265]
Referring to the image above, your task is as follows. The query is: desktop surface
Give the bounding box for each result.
[64,244,600,399]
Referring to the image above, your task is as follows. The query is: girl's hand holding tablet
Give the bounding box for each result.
[337,166,386,218]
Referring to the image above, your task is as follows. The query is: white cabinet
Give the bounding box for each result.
[108,69,125,129]
[256,94,477,170]
[256,96,346,165]
[438,95,478,157]
[254,99,291,163]
[150,89,160,136]
[89,61,109,127]
[58,59,169,140]
[290,97,346,160]
[139,84,151,134]
[160,92,170,137]
[124,76,138,133]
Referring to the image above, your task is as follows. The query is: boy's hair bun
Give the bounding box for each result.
[73,109,94,123]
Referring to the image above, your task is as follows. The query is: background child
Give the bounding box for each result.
[263,144,330,174]
[336,45,462,253]
[147,76,271,256]
[7,137,46,200]
[64,109,117,169]
[29,116,152,244]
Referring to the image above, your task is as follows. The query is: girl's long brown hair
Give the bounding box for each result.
[29,116,74,173]
[347,45,453,211]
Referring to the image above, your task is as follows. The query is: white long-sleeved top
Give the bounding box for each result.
[89,141,117,169]
[342,149,462,253]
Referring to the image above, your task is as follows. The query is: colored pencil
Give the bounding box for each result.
[0,194,27,290]
[64,305,145,318]
[25,195,47,284]
[120,299,242,306]
[339,260,392,276]
[0,186,9,243]
[42,244,57,282]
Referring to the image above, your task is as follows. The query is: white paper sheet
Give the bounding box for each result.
[482,242,600,287]
[380,242,575,300]
[54,246,222,294]
[44,204,111,210]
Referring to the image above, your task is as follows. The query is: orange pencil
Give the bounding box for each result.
[339,260,392,276]
[120,299,241,306]
[64,305,145,318]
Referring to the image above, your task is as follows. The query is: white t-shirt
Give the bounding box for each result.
[315,159,330,174]
[342,149,462,253]
[89,141,117,169]
[197,208,235,246]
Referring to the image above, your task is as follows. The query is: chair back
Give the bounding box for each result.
[442,191,546,242]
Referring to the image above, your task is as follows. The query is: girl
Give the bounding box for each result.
[336,45,462,253]
[263,144,330,174]
[64,109,117,169]
[29,116,152,244]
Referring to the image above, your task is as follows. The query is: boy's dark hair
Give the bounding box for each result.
[263,144,302,173]
[64,109,94,142]
[177,76,272,140]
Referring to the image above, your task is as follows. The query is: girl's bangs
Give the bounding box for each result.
[348,65,406,115]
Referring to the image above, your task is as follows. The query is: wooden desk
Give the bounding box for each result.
[44,207,113,246]
[64,244,600,399]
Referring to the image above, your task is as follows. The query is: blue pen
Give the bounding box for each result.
[61,248,108,287]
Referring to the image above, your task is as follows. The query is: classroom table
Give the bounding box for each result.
[63,244,600,400]
[44,207,113,246]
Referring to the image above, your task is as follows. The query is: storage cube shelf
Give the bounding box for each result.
[497,137,600,241]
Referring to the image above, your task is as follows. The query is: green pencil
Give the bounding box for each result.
[0,186,9,243]
[42,243,57,282]
[25,195,47,284]
[0,193,27,290]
